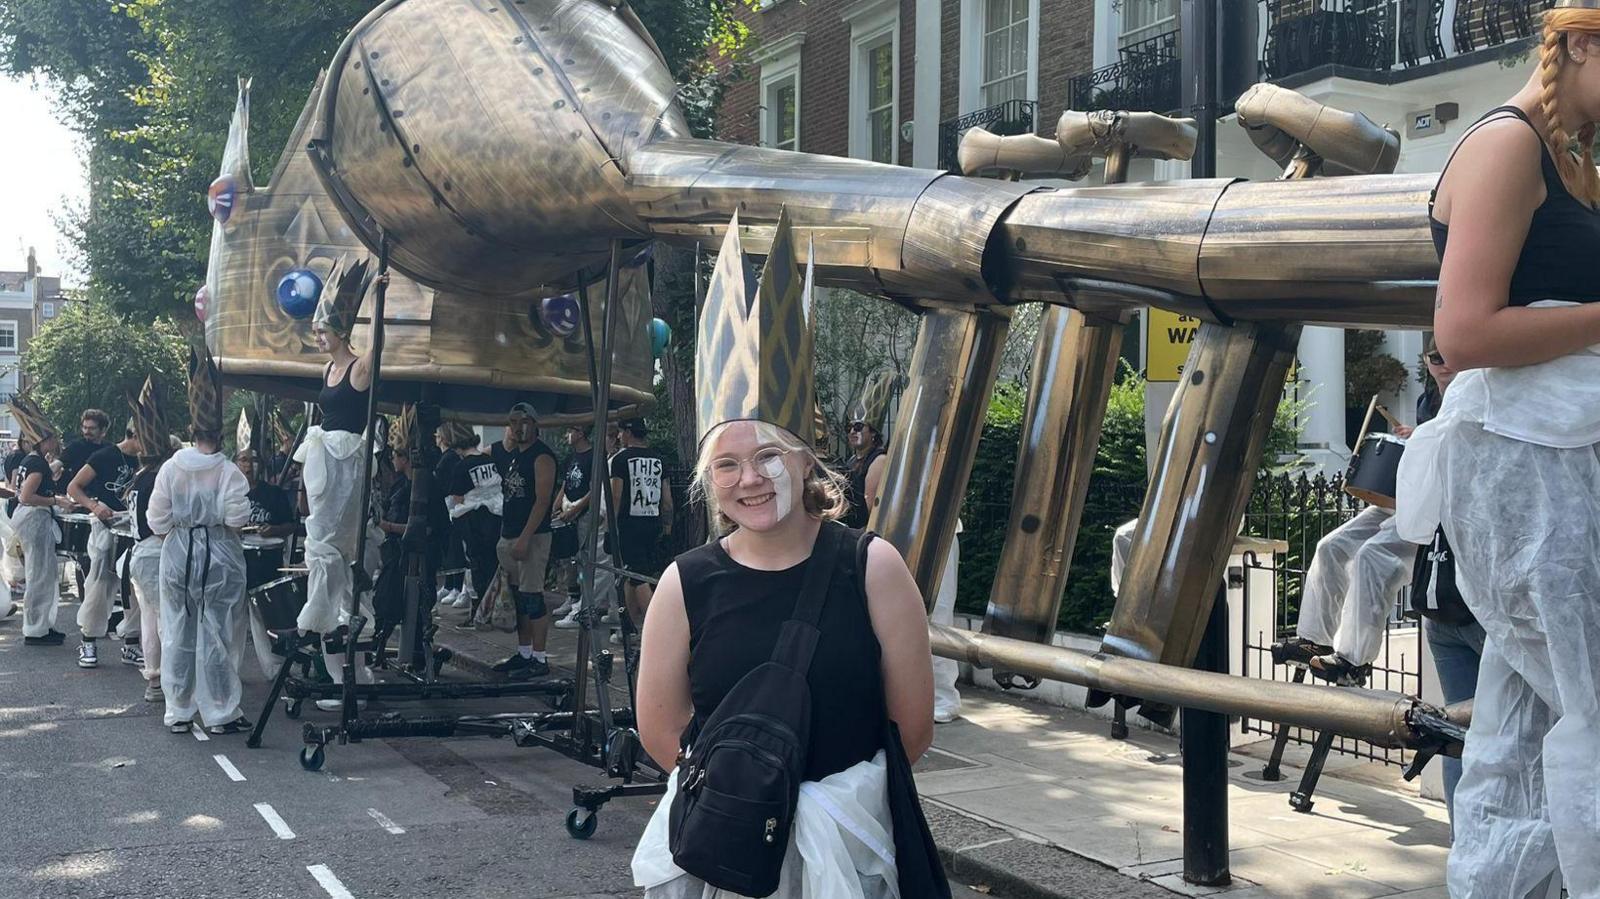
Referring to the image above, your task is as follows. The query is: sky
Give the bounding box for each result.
[0,75,87,284]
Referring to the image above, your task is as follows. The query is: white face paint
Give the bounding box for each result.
[768,460,795,523]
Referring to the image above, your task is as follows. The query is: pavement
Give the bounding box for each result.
[436,597,1457,899]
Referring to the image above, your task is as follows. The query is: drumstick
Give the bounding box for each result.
[1355,395,1378,446]
[1374,403,1404,431]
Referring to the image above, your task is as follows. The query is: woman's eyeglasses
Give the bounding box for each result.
[847,422,866,433]
[708,448,790,489]
[1425,350,1445,366]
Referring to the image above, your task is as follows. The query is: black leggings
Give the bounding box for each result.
[458,509,501,603]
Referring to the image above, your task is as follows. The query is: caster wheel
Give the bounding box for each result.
[300,745,326,772]
[285,698,303,719]
[565,808,597,840]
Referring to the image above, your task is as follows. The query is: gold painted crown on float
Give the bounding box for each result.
[188,345,227,436]
[128,377,168,459]
[313,254,373,340]
[8,392,55,448]
[849,367,902,434]
[694,208,816,446]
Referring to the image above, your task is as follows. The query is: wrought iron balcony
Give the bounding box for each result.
[1261,0,1551,81]
[1065,28,1182,117]
[937,99,1038,172]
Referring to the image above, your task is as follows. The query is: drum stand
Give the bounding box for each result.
[1256,663,1338,813]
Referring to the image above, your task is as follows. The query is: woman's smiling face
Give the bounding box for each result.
[707,421,805,532]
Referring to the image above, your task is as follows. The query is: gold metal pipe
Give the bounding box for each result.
[928,624,1462,751]
[872,307,1013,604]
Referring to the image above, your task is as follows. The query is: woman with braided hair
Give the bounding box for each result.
[1400,1,1600,894]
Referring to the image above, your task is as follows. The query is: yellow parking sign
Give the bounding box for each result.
[1146,308,1201,382]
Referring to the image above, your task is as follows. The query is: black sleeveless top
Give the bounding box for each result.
[842,447,885,529]
[1430,105,1600,306]
[677,524,886,782]
[318,360,369,434]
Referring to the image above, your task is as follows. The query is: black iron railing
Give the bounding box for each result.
[937,99,1039,172]
[1262,0,1551,80]
[1066,28,1183,115]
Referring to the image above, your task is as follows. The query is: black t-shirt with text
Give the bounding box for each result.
[2,448,25,484]
[609,446,665,532]
[493,440,555,538]
[127,466,160,540]
[450,453,501,499]
[8,453,55,516]
[247,482,295,529]
[84,443,138,511]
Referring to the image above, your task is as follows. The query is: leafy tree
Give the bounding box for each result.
[22,295,189,434]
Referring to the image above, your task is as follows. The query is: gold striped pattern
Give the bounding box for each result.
[129,377,168,459]
[8,393,55,447]
[390,403,416,456]
[314,255,372,340]
[694,209,816,446]
[188,346,227,435]
[849,367,900,432]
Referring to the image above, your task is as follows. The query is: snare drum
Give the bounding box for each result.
[57,512,96,557]
[243,535,287,591]
[1344,432,1406,509]
[248,573,306,633]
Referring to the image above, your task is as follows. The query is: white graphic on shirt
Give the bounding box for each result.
[627,457,662,518]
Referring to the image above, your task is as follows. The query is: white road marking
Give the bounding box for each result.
[254,802,296,840]
[307,864,355,899]
[366,808,405,834]
[212,754,246,782]
[190,726,210,742]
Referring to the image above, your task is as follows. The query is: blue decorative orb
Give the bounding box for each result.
[649,317,672,357]
[541,293,581,338]
[276,268,323,319]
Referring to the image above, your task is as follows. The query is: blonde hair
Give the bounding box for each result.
[693,420,849,535]
[1539,9,1600,207]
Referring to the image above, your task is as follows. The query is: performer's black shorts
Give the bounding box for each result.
[615,521,665,586]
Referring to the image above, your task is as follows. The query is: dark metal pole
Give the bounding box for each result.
[342,234,389,722]
[401,392,440,673]
[1179,1,1228,884]
[1182,584,1231,885]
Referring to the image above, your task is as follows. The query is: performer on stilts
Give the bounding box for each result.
[294,257,383,707]
[10,394,73,646]
[124,377,172,703]
[148,347,251,735]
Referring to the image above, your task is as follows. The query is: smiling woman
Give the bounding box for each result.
[630,212,942,898]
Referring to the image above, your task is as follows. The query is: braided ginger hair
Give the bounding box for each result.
[1539,8,1600,207]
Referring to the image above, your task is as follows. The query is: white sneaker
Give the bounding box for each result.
[451,592,472,609]
[933,707,961,724]
[553,608,582,630]
[553,598,576,617]
[600,609,621,627]
[77,641,99,668]
[315,698,368,713]
[143,681,163,702]
[609,632,623,646]
[436,586,450,601]
[439,589,460,608]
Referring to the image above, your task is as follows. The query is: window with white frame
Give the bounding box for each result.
[1119,0,1178,48]
[0,322,16,353]
[41,302,55,320]
[757,33,805,152]
[981,0,1030,107]
[846,0,899,164]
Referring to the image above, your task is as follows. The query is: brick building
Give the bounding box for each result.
[716,0,1099,171]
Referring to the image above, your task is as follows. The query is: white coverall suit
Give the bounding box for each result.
[148,447,250,727]
[294,426,382,686]
[1294,504,1415,666]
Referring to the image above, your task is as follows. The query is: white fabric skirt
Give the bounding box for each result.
[632,752,898,899]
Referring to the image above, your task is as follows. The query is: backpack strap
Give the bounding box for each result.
[770,521,845,673]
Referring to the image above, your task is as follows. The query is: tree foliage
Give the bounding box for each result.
[22,296,189,434]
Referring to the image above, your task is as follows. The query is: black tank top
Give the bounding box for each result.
[318,360,369,434]
[1430,105,1600,306]
[843,447,884,529]
[676,525,886,782]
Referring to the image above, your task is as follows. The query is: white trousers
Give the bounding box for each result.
[12,507,60,638]
[128,536,163,681]
[76,518,121,639]
[1294,505,1414,665]
[930,536,961,719]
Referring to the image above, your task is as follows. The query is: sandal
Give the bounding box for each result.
[207,717,254,735]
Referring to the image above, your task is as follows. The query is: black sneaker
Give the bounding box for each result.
[505,658,550,681]
[207,716,254,735]
[1270,637,1333,667]
[24,630,67,646]
[491,653,534,673]
[1308,653,1372,687]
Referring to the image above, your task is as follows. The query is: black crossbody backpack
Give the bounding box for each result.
[668,521,844,897]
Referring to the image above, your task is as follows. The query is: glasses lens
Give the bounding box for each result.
[754,449,787,479]
[848,422,865,432]
[709,460,741,488]
[1426,351,1445,365]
